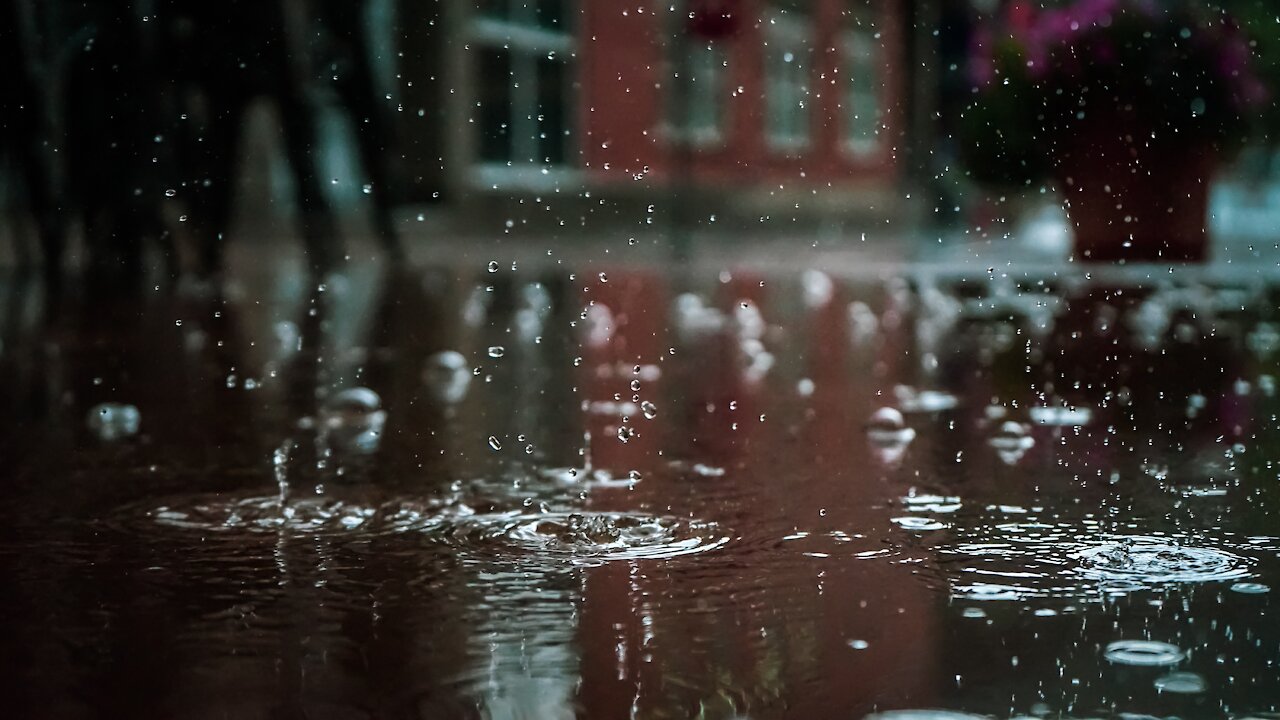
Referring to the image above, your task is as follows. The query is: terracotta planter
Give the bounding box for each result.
[1055,114,1217,263]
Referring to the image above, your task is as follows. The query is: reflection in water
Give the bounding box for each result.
[4,264,1280,717]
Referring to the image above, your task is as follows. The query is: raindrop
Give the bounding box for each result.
[866,407,916,446]
[641,400,657,419]
[847,639,870,650]
[989,421,1034,464]
[487,436,502,451]
[422,350,471,405]
[319,388,387,454]
[87,402,141,441]
[488,346,506,358]
[487,261,499,273]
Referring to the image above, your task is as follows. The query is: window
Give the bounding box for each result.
[668,39,728,145]
[764,8,812,150]
[841,8,885,156]
[472,1,575,170]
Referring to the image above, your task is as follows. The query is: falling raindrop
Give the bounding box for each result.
[87,403,141,441]
[319,388,387,454]
[641,401,657,419]
[422,350,471,405]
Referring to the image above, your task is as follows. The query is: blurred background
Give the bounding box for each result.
[2,0,1276,287]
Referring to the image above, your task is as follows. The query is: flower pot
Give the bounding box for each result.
[1055,113,1217,263]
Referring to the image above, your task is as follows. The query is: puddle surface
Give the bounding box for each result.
[3,266,1280,718]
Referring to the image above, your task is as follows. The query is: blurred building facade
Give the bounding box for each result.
[394,0,925,238]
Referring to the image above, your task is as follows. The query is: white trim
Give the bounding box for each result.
[470,17,574,54]
[470,163,583,193]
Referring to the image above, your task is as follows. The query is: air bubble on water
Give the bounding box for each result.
[87,402,141,441]
[1029,404,1092,427]
[892,516,950,531]
[864,711,989,719]
[1153,671,1207,694]
[893,385,959,413]
[1103,640,1185,666]
[1230,582,1270,594]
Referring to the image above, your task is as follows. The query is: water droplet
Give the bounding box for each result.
[319,388,387,454]
[641,401,657,419]
[487,436,502,451]
[487,261,499,273]
[164,188,176,197]
[422,350,471,405]
[848,639,870,650]
[488,346,506,358]
[87,402,141,441]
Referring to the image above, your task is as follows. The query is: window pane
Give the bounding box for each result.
[536,56,568,164]
[765,11,810,148]
[845,30,882,152]
[477,49,514,163]
[477,0,509,21]
[534,0,571,32]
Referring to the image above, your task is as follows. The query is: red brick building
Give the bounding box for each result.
[398,1,917,233]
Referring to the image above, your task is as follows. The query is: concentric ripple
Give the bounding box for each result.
[1072,536,1252,584]
[425,511,729,565]
[1103,640,1185,667]
[941,522,1258,601]
[129,491,470,538]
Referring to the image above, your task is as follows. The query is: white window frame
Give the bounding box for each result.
[469,2,577,178]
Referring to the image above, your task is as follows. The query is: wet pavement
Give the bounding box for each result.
[2,255,1280,719]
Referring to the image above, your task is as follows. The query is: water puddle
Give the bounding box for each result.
[135,491,468,538]
[424,511,729,565]
[942,521,1258,601]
